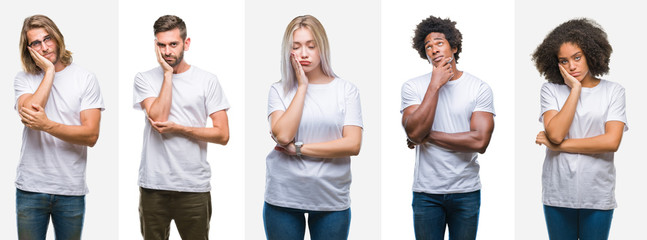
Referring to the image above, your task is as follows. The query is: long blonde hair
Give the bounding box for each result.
[19,15,73,74]
[280,15,337,94]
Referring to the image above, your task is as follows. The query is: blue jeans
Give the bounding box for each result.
[544,205,613,240]
[412,190,480,240]
[263,202,351,240]
[16,188,85,240]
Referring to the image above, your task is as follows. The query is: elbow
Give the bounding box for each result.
[349,143,361,156]
[547,134,564,145]
[475,141,489,154]
[218,133,230,146]
[86,134,99,147]
[272,132,294,146]
[406,132,426,145]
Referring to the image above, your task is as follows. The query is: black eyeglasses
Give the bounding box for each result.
[28,35,54,50]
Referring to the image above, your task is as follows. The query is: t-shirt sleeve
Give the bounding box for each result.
[205,76,230,115]
[267,84,286,118]
[133,72,156,110]
[344,84,363,128]
[474,82,495,115]
[607,84,628,131]
[539,83,558,123]
[81,73,105,111]
[13,72,33,110]
[400,80,419,113]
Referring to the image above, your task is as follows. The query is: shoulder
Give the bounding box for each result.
[190,65,218,80]
[136,66,163,80]
[66,63,96,80]
[402,72,431,91]
[600,79,624,91]
[461,72,491,89]
[334,77,359,92]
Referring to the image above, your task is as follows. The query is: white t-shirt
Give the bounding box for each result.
[539,80,627,210]
[133,66,229,192]
[14,63,105,196]
[401,72,495,194]
[265,78,363,211]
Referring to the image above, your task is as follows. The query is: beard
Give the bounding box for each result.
[164,47,185,67]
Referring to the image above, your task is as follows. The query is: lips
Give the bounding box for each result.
[299,61,311,66]
[570,72,581,77]
[432,56,444,62]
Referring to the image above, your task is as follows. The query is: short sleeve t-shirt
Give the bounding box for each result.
[14,63,105,196]
[401,72,495,194]
[265,78,363,211]
[133,66,229,192]
[539,80,627,210]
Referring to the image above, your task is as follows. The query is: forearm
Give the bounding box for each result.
[147,73,173,121]
[43,121,99,147]
[20,70,55,109]
[426,130,491,154]
[544,87,580,144]
[301,137,361,158]
[554,134,621,154]
[404,83,442,143]
[178,125,229,145]
[271,85,307,145]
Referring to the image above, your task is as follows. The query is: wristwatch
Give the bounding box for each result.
[295,141,304,157]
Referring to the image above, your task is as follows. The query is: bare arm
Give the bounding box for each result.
[536,121,624,153]
[19,105,101,147]
[275,125,362,158]
[402,58,454,143]
[149,110,230,145]
[424,111,494,154]
[543,65,582,144]
[270,53,309,145]
[18,47,56,109]
[142,43,175,122]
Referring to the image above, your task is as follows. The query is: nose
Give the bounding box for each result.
[299,47,308,59]
[567,61,576,71]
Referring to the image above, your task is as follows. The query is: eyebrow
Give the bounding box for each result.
[424,38,445,45]
[558,51,582,59]
[29,35,50,45]
[157,41,180,45]
[292,40,315,45]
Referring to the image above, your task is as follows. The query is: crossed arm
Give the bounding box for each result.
[536,110,624,153]
[403,104,494,153]
[18,96,101,147]
[270,109,362,158]
[140,97,229,145]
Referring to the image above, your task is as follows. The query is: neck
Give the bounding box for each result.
[54,62,66,72]
[172,61,190,74]
[580,73,600,88]
[305,67,333,84]
[449,63,463,81]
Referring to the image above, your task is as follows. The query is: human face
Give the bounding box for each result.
[155,28,189,67]
[291,27,321,73]
[557,42,589,82]
[26,28,58,64]
[424,32,457,68]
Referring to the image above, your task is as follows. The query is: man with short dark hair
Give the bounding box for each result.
[133,15,230,239]
[14,14,104,240]
[401,15,495,240]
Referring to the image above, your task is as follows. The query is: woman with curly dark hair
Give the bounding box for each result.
[533,18,627,239]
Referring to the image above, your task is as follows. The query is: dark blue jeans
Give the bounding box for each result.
[263,202,351,240]
[16,188,85,240]
[412,190,480,240]
[543,205,613,240]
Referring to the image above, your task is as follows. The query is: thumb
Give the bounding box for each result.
[31,103,44,111]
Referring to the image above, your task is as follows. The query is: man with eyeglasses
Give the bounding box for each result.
[133,15,230,239]
[13,15,104,240]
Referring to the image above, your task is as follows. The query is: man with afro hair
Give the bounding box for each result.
[400,15,495,240]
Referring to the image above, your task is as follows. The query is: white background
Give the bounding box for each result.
[515,0,647,239]
[382,0,515,239]
[244,0,381,239]
[117,0,244,239]
[0,0,119,239]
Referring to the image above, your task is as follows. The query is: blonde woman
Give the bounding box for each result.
[263,15,363,240]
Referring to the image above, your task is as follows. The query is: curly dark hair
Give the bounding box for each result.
[412,16,462,63]
[532,18,612,84]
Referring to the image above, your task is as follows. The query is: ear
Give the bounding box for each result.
[184,37,191,51]
[452,47,458,54]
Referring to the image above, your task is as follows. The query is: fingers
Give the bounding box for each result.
[290,52,303,73]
